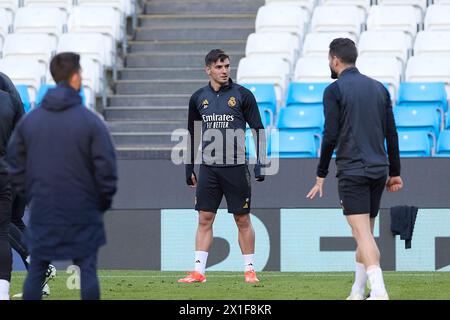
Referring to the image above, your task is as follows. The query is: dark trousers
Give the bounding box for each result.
[23,252,100,300]
[8,193,28,269]
[0,183,12,282]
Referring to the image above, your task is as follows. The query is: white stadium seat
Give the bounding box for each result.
[265,0,315,14]
[433,0,450,4]
[356,56,402,101]
[68,6,122,46]
[358,31,410,69]
[302,32,357,57]
[320,0,371,15]
[414,31,450,57]
[406,56,450,84]
[245,32,301,71]
[22,0,73,13]
[57,32,113,69]
[237,56,291,105]
[2,33,55,75]
[0,57,44,101]
[255,5,309,39]
[0,9,11,50]
[311,6,365,37]
[80,57,101,109]
[78,0,127,16]
[424,5,450,31]
[13,7,67,47]
[0,0,18,23]
[377,0,427,17]
[294,56,332,83]
[367,5,419,47]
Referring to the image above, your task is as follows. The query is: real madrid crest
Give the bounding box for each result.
[228,96,237,108]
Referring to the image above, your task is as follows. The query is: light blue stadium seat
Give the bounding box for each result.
[446,114,450,129]
[286,82,330,108]
[15,85,31,113]
[258,106,271,128]
[394,106,441,138]
[397,130,431,157]
[35,84,87,107]
[245,128,269,159]
[242,83,277,115]
[269,130,317,158]
[276,106,324,134]
[435,130,450,157]
[397,82,448,113]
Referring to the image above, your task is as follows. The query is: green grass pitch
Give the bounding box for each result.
[10,271,450,300]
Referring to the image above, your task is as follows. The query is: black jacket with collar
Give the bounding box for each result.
[317,67,401,179]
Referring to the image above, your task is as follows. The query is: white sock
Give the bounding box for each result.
[243,254,255,272]
[351,262,368,296]
[367,265,387,297]
[0,280,10,300]
[194,251,208,275]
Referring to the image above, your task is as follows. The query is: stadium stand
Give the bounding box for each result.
[414,31,450,57]
[285,82,329,108]
[265,0,316,15]
[302,32,357,57]
[277,106,324,134]
[242,83,277,126]
[424,4,450,31]
[294,56,332,83]
[311,5,365,38]
[269,130,318,158]
[397,130,432,157]
[22,0,73,13]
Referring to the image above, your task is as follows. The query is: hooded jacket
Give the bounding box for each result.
[6,83,117,260]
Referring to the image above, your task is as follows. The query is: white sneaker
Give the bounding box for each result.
[12,292,22,298]
[366,293,389,300]
[346,293,365,300]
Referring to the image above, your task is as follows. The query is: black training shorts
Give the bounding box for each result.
[195,164,251,214]
[338,175,387,218]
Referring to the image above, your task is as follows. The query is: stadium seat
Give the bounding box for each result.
[57,32,114,71]
[320,0,371,15]
[265,0,315,14]
[269,130,318,158]
[68,6,122,47]
[35,83,87,107]
[358,31,410,69]
[285,82,329,108]
[2,33,55,75]
[15,84,31,113]
[414,31,450,58]
[245,127,269,159]
[397,82,448,113]
[242,83,277,116]
[377,0,427,18]
[394,107,441,139]
[237,56,291,106]
[435,130,450,157]
[277,106,324,134]
[80,57,101,109]
[245,32,300,71]
[424,5,450,31]
[310,5,365,38]
[366,6,419,46]
[294,57,332,83]
[405,56,450,99]
[302,32,357,57]
[0,8,13,49]
[0,1,17,24]
[356,56,402,100]
[0,57,44,102]
[23,0,73,13]
[433,0,450,4]
[397,130,431,157]
[255,4,309,39]
[14,7,67,47]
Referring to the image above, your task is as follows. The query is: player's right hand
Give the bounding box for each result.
[386,176,403,192]
[306,177,324,199]
[185,164,197,187]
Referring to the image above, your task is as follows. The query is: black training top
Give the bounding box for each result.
[317,67,401,179]
[187,78,265,166]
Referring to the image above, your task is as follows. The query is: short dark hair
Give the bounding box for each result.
[205,49,229,66]
[50,52,81,83]
[329,38,358,64]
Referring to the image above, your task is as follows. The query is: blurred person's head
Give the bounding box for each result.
[328,38,358,79]
[50,52,82,91]
[205,49,230,89]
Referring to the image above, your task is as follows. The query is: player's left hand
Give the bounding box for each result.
[254,164,265,182]
[306,177,324,199]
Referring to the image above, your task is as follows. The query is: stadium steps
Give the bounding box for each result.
[118,67,237,80]
[106,0,264,158]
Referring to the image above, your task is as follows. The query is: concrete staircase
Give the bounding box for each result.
[106,0,264,158]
